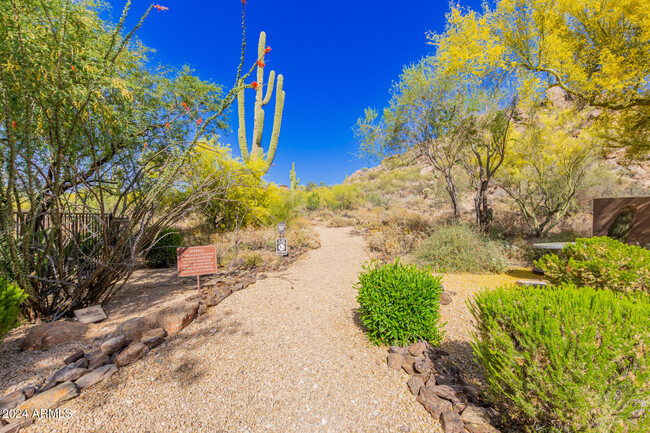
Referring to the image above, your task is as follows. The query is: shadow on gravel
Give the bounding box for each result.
[439,339,484,385]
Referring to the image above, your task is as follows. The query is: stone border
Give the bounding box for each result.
[386,341,502,433]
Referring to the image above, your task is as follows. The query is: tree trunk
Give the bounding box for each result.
[475,179,491,231]
[443,172,460,218]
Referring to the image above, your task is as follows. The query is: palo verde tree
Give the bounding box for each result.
[355,58,474,218]
[428,0,650,160]
[0,0,261,319]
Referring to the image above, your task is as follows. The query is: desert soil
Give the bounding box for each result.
[23,226,442,433]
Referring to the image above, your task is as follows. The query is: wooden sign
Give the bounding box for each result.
[177,245,218,277]
[74,305,107,324]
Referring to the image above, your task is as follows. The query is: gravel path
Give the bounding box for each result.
[31,226,439,433]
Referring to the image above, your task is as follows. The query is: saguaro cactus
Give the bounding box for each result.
[290,162,300,190]
[237,31,285,174]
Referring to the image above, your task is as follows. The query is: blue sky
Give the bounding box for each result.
[107,0,483,185]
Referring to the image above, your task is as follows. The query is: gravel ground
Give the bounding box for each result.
[28,226,440,433]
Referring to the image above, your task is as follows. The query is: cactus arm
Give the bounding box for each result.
[265,74,285,171]
[262,70,275,106]
[236,88,249,161]
[254,108,265,158]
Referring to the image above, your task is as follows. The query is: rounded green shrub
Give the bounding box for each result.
[536,236,650,294]
[355,260,445,346]
[144,227,184,268]
[415,222,509,273]
[469,284,650,432]
[1,276,27,340]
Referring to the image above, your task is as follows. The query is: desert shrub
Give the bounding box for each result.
[324,184,360,210]
[0,276,27,340]
[367,210,434,257]
[365,192,383,207]
[305,192,321,211]
[328,215,354,228]
[415,222,508,273]
[536,236,650,294]
[470,284,650,432]
[145,227,184,268]
[355,260,445,346]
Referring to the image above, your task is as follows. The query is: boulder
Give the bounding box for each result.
[439,410,464,433]
[141,328,166,349]
[63,349,85,365]
[154,300,199,336]
[464,424,501,433]
[115,342,149,367]
[461,404,490,425]
[429,385,463,404]
[407,375,425,396]
[197,304,207,316]
[401,354,416,376]
[48,367,88,384]
[0,418,34,433]
[0,390,25,412]
[114,317,154,341]
[389,346,409,356]
[416,387,452,418]
[87,352,110,371]
[75,364,118,389]
[413,355,432,374]
[10,382,78,419]
[20,385,38,399]
[203,296,218,307]
[21,321,88,351]
[433,374,456,386]
[387,352,403,370]
[100,335,126,355]
[70,357,89,369]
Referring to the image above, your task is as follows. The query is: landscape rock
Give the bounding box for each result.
[440,292,453,306]
[416,387,452,418]
[70,357,89,369]
[389,346,409,356]
[462,384,481,403]
[10,382,78,419]
[0,418,34,433]
[387,352,403,370]
[413,355,432,374]
[232,282,244,291]
[100,335,126,355]
[197,304,207,316]
[0,390,25,412]
[114,317,154,341]
[21,321,88,351]
[401,354,416,375]
[434,374,456,386]
[141,328,166,349]
[203,296,218,307]
[19,385,38,399]
[212,286,232,303]
[407,375,425,396]
[439,410,464,433]
[428,385,462,404]
[115,342,149,367]
[63,349,85,365]
[75,364,118,389]
[154,300,199,336]
[464,424,501,433]
[87,352,110,371]
[408,341,427,357]
[49,367,88,384]
[461,404,490,425]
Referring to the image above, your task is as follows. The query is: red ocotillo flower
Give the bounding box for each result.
[241,0,247,4]
[12,120,16,128]
[197,117,203,125]
[256,60,265,68]
[182,102,189,112]
[143,142,148,150]
[251,81,258,89]
[71,65,77,72]
[164,122,170,129]
[153,4,168,11]
[265,46,271,54]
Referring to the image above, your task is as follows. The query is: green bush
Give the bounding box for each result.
[469,284,650,432]
[325,184,359,210]
[355,260,445,346]
[1,276,27,340]
[145,227,184,268]
[415,222,509,273]
[305,192,321,211]
[536,236,650,294]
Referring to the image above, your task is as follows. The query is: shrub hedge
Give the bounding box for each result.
[144,227,184,268]
[0,276,26,340]
[536,236,650,294]
[470,284,650,432]
[355,260,445,346]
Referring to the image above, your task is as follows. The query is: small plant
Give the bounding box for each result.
[355,260,445,346]
[470,284,650,432]
[365,192,383,207]
[0,276,27,340]
[144,227,184,268]
[536,236,650,294]
[415,222,508,273]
